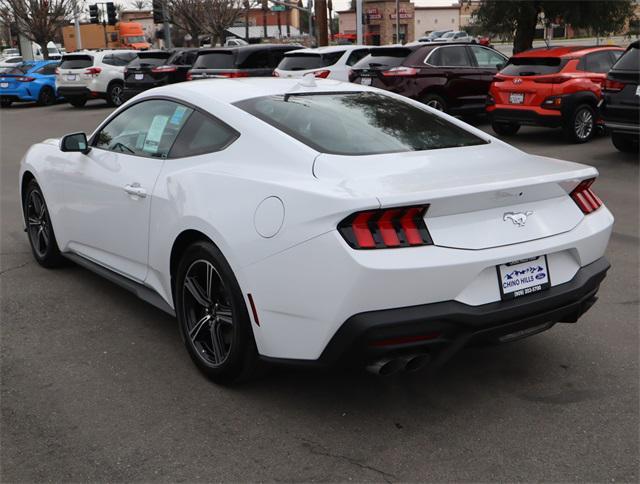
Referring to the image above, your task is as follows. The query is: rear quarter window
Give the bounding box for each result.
[129,53,171,67]
[60,55,93,69]
[613,46,639,71]
[501,57,567,76]
[353,48,412,69]
[170,110,239,157]
[279,52,343,70]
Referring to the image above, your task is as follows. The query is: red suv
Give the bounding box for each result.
[487,46,624,143]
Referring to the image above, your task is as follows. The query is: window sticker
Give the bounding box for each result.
[170,105,189,126]
[143,115,170,153]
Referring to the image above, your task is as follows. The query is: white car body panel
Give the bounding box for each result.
[19,78,614,362]
[274,45,369,82]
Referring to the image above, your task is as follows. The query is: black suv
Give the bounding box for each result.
[600,40,639,153]
[350,42,507,115]
[123,49,198,100]
[188,44,302,79]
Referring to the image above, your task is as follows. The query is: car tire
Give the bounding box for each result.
[421,93,448,113]
[611,132,638,153]
[175,240,260,384]
[67,97,87,108]
[37,86,55,106]
[491,121,521,136]
[564,104,596,143]
[106,82,124,107]
[0,98,12,108]
[23,179,65,268]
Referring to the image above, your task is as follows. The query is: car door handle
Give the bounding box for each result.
[124,183,147,198]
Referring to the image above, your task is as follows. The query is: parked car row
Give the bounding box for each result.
[2,40,637,153]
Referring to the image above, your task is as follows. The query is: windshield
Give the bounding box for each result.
[47,47,59,54]
[193,51,236,69]
[60,55,93,69]
[235,92,486,156]
[501,57,567,76]
[353,48,411,70]
[278,52,343,70]
[441,32,455,39]
[126,36,146,43]
[128,52,171,67]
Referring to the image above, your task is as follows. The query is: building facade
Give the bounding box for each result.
[414,6,459,37]
[337,0,415,45]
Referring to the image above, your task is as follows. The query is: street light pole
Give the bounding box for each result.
[356,0,362,44]
[162,0,171,48]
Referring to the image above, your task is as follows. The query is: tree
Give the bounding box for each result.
[0,0,79,59]
[472,0,635,54]
[202,0,243,46]
[131,0,149,9]
[167,0,208,46]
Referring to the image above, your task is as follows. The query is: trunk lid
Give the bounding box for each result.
[314,142,596,250]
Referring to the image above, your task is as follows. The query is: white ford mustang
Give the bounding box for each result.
[19,78,613,383]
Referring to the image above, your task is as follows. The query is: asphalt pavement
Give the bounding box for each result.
[1,100,638,482]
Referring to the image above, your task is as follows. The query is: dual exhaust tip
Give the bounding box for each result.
[366,353,431,376]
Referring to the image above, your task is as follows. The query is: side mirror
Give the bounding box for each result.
[496,62,505,71]
[60,132,90,154]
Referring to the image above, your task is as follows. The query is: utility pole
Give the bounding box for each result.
[356,0,362,44]
[395,0,399,43]
[314,0,327,46]
[74,7,83,50]
[162,0,171,48]
[262,0,268,39]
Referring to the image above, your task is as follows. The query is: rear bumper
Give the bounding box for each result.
[488,106,563,127]
[0,86,36,101]
[313,256,609,367]
[57,86,103,99]
[603,120,640,135]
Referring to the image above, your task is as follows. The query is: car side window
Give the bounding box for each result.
[346,49,369,66]
[39,64,58,75]
[584,51,617,73]
[428,46,470,67]
[269,49,290,68]
[102,55,116,66]
[240,50,270,69]
[94,99,193,158]
[169,110,238,158]
[469,46,505,68]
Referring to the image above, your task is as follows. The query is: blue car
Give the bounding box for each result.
[0,60,60,107]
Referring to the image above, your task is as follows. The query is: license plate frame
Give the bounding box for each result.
[135,73,144,80]
[509,92,524,104]
[0,82,8,88]
[497,255,550,301]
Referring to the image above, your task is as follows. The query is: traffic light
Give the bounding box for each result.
[153,0,163,24]
[106,2,117,25]
[89,4,99,24]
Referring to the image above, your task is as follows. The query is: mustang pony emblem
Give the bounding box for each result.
[503,211,533,227]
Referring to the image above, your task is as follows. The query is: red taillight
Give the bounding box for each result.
[382,66,418,77]
[186,72,193,81]
[221,71,249,78]
[84,67,102,76]
[603,78,625,92]
[313,70,331,78]
[16,76,35,82]
[338,205,432,249]
[273,70,280,77]
[55,67,60,75]
[533,75,571,84]
[570,178,602,214]
[151,65,177,73]
[492,75,505,82]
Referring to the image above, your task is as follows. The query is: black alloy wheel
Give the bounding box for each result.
[23,180,64,268]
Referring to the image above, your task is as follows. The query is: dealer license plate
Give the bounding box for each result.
[0,82,8,88]
[497,256,550,300]
[135,74,144,80]
[509,92,524,104]
[636,85,640,96]
[66,74,76,81]
[360,77,372,86]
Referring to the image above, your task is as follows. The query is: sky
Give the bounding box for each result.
[114,0,458,16]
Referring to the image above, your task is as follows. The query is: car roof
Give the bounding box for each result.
[200,44,302,54]
[514,45,624,58]
[139,77,369,106]
[286,45,368,55]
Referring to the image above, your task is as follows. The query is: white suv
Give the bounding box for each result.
[56,50,138,107]
[274,45,370,82]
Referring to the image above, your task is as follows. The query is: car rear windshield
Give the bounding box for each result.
[235,92,487,155]
[613,45,639,71]
[59,55,93,69]
[1,65,30,75]
[128,52,171,67]
[500,57,566,76]
[353,48,411,70]
[193,51,236,69]
[278,52,343,70]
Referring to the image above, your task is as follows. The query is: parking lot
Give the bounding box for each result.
[1,101,638,481]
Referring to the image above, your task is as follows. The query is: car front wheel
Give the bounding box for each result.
[175,241,259,384]
[23,179,65,268]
